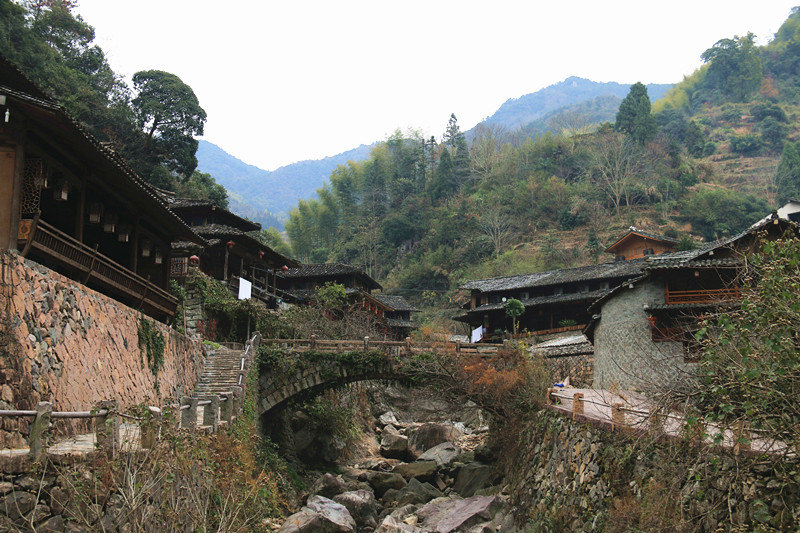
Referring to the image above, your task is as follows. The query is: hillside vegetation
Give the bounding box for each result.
[285,8,800,320]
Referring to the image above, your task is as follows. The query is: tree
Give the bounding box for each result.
[174,171,228,209]
[679,188,769,241]
[503,299,525,335]
[479,210,515,258]
[615,82,657,144]
[776,142,800,204]
[701,33,763,102]
[132,70,207,180]
[585,131,648,216]
[586,227,602,263]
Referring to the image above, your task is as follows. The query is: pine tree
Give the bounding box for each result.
[586,227,602,263]
[615,82,657,144]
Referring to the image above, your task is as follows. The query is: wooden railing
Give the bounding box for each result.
[19,218,177,317]
[0,334,260,461]
[511,324,587,339]
[260,336,505,356]
[664,288,741,305]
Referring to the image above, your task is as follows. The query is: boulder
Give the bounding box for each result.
[376,515,423,532]
[416,495,503,533]
[418,442,461,467]
[1,491,36,520]
[379,411,400,426]
[279,495,357,533]
[37,515,65,533]
[333,490,378,528]
[364,471,407,497]
[452,463,499,497]
[393,461,437,482]
[312,473,350,499]
[409,423,463,454]
[381,426,412,460]
[384,478,443,508]
[306,496,357,531]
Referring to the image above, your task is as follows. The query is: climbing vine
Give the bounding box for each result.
[138,316,165,376]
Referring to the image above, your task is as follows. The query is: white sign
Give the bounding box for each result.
[471,325,483,343]
[238,278,252,300]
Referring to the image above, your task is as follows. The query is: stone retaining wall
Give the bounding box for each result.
[505,411,799,531]
[0,250,202,447]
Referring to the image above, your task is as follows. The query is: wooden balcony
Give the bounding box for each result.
[664,288,741,305]
[18,218,177,318]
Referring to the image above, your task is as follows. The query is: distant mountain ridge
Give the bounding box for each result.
[197,77,673,229]
[479,76,672,132]
[196,141,373,228]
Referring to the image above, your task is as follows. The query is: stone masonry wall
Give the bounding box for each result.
[593,279,694,391]
[505,411,800,531]
[0,250,202,447]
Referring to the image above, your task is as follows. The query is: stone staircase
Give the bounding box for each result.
[194,346,246,397]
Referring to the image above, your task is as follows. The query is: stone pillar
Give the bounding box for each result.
[94,400,118,456]
[219,393,232,425]
[140,406,162,449]
[28,401,52,461]
[181,396,198,432]
[203,396,220,432]
[572,393,584,417]
[611,403,625,428]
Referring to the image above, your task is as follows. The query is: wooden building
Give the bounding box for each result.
[362,293,418,340]
[456,227,682,341]
[276,263,382,302]
[586,213,798,390]
[0,55,204,320]
[604,227,678,260]
[166,197,298,306]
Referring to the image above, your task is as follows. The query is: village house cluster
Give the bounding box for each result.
[0,54,416,341]
[458,214,799,390]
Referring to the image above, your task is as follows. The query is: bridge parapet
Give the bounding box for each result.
[257,337,505,416]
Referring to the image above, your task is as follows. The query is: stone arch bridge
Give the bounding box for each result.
[257,337,504,417]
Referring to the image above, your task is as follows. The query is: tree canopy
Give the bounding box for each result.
[614,82,657,144]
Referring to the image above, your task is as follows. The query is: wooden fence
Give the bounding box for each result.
[260,336,506,356]
[0,333,261,461]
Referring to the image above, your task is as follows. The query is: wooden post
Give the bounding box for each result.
[203,396,220,432]
[364,336,370,350]
[75,182,85,241]
[181,397,198,432]
[223,248,229,281]
[94,400,118,456]
[455,341,461,354]
[140,406,162,449]
[573,393,584,418]
[733,420,751,455]
[310,334,317,350]
[28,401,52,461]
[131,219,141,272]
[219,393,233,425]
[611,403,625,428]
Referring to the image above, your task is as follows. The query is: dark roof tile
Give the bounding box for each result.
[372,294,418,312]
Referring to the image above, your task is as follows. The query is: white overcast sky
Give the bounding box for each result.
[75,1,798,171]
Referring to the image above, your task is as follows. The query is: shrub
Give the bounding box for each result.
[729,133,762,155]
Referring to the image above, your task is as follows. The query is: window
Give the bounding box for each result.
[520,291,529,299]
[643,248,654,256]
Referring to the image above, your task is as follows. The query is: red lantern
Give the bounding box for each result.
[281,265,289,272]
[227,240,235,249]
[647,315,657,326]
[258,251,265,259]
[189,255,200,265]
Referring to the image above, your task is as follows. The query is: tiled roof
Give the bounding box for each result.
[0,75,205,246]
[372,294,418,312]
[385,318,416,328]
[279,263,382,290]
[461,259,647,293]
[604,227,679,253]
[645,257,743,270]
[191,223,245,237]
[530,337,594,358]
[468,288,611,314]
[167,197,261,232]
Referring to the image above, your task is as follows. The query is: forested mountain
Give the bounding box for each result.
[196,140,373,228]
[199,80,673,228]
[478,77,672,132]
[284,7,800,319]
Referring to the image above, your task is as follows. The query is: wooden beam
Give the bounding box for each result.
[75,181,85,241]
[223,247,229,281]
[9,143,24,250]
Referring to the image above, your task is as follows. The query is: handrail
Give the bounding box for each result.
[21,218,177,315]
[259,337,506,355]
[511,324,587,339]
[665,288,742,305]
[0,332,262,462]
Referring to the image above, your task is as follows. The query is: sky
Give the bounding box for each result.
[75,1,799,171]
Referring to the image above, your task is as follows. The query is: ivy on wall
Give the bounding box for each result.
[138,316,165,376]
